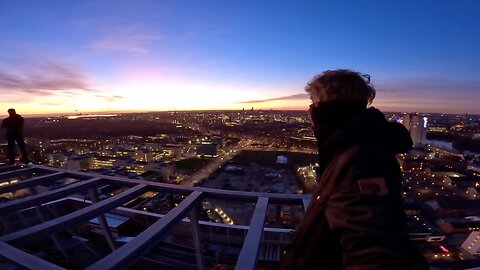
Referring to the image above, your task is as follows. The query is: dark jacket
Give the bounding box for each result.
[1,114,25,139]
[281,108,428,270]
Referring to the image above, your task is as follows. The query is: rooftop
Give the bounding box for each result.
[1,163,479,269]
[0,163,309,270]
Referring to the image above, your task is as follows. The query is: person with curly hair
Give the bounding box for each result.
[281,70,427,270]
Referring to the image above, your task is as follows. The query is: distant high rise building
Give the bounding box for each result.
[402,114,411,130]
[402,114,428,148]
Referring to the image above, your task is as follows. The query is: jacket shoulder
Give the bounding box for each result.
[323,145,401,194]
[348,145,399,172]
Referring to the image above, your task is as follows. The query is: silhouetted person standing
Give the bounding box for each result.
[1,109,29,165]
[281,70,427,270]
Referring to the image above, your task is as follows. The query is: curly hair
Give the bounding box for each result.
[305,69,376,106]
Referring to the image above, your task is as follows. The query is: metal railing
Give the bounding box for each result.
[0,164,310,270]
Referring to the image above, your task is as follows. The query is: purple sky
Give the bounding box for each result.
[1,0,479,115]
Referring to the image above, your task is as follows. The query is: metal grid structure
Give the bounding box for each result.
[0,164,311,270]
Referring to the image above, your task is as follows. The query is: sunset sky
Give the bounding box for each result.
[1,0,479,116]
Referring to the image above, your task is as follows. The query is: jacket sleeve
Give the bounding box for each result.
[324,167,411,270]
[1,119,6,128]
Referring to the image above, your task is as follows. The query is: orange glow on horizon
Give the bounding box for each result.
[4,97,475,118]
[3,83,478,117]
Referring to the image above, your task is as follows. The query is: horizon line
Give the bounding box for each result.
[5,108,479,118]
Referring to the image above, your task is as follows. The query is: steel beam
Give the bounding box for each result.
[29,165,310,204]
[88,188,117,251]
[105,177,308,204]
[0,164,20,173]
[86,191,203,270]
[0,172,65,194]
[0,241,65,270]
[303,198,311,211]
[236,196,269,270]
[0,167,37,180]
[0,177,101,215]
[0,184,147,245]
[188,209,204,270]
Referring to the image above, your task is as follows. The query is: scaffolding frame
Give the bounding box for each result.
[0,164,309,270]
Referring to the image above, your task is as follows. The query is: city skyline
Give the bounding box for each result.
[1,0,480,115]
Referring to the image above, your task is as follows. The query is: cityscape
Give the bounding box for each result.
[1,110,480,269]
[1,0,480,269]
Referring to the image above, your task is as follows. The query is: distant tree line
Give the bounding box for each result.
[21,118,201,139]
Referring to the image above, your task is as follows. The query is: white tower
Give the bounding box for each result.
[403,114,427,148]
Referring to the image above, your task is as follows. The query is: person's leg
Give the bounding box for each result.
[7,137,16,164]
[16,137,29,164]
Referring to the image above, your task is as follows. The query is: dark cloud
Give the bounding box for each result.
[239,93,309,104]
[0,60,91,95]
[237,77,480,114]
[0,58,97,107]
